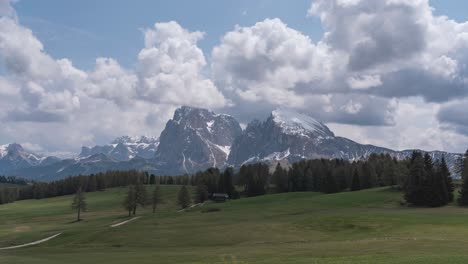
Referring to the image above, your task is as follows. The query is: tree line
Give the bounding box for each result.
[3,150,468,210]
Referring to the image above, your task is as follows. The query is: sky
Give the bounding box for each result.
[0,0,468,156]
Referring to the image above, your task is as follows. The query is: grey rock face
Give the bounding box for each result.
[0,143,52,174]
[155,106,242,175]
[79,136,160,161]
[228,108,461,174]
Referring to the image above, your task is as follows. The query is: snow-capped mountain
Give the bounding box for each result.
[79,136,160,161]
[228,108,461,173]
[155,106,242,175]
[0,107,462,180]
[0,143,60,174]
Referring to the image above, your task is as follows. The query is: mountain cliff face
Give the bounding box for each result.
[155,106,242,175]
[0,107,463,181]
[0,143,59,174]
[79,136,159,161]
[228,108,461,173]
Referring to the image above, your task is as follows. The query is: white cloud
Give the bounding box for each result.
[0,5,225,153]
[137,21,226,108]
[1,0,468,154]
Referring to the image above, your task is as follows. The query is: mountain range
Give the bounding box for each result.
[0,106,462,181]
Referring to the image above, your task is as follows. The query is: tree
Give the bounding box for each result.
[405,152,428,206]
[439,156,454,202]
[458,150,468,206]
[151,185,163,214]
[194,183,209,203]
[322,171,339,194]
[272,163,288,193]
[221,167,235,196]
[177,185,191,209]
[149,174,156,185]
[123,185,136,217]
[350,169,361,191]
[71,187,87,222]
[133,180,148,215]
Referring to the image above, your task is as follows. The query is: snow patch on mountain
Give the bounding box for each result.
[0,144,8,158]
[272,108,334,138]
[79,136,159,161]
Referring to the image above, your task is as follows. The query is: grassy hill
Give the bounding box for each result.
[2,186,468,263]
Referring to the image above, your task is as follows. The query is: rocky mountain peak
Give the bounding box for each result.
[270,108,335,138]
[155,106,242,175]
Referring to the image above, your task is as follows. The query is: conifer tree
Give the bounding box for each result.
[177,185,191,209]
[405,152,427,206]
[350,169,361,191]
[149,174,156,185]
[222,167,235,197]
[440,156,454,202]
[273,163,288,193]
[151,185,163,214]
[123,185,136,217]
[323,171,339,194]
[458,150,468,206]
[133,180,147,215]
[194,183,209,203]
[71,187,87,222]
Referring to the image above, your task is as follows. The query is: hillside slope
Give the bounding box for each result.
[2,187,468,263]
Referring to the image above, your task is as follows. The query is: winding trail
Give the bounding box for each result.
[177,202,204,212]
[0,232,62,250]
[110,217,141,227]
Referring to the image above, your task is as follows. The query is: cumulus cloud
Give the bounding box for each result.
[0,3,225,153]
[212,18,394,125]
[309,0,468,102]
[137,21,226,108]
[438,100,468,136]
[1,0,468,154]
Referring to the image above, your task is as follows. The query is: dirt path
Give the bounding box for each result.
[177,202,204,212]
[110,217,141,227]
[0,232,62,250]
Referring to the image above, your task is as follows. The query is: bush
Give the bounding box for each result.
[201,207,221,213]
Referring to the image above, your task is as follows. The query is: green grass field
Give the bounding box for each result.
[2,186,468,263]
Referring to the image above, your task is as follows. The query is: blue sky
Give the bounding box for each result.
[12,0,468,71]
[14,0,320,69]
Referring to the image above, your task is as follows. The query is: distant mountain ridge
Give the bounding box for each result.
[79,136,159,161]
[0,106,463,181]
[228,108,461,173]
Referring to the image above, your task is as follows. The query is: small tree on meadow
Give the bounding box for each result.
[133,180,148,215]
[123,185,137,217]
[71,187,87,222]
[177,185,191,209]
[194,183,209,203]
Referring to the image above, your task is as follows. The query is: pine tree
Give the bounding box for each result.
[71,187,87,222]
[133,180,147,215]
[427,163,449,207]
[273,163,288,193]
[123,185,136,217]
[350,169,361,191]
[222,167,235,197]
[194,183,209,203]
[440,156,454,202]
[149,174,156,185]
[405,152,427,206]
[177,185,191,209]
[323,171,339,194]
[151,185,163,214]
[458,150,468,206]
